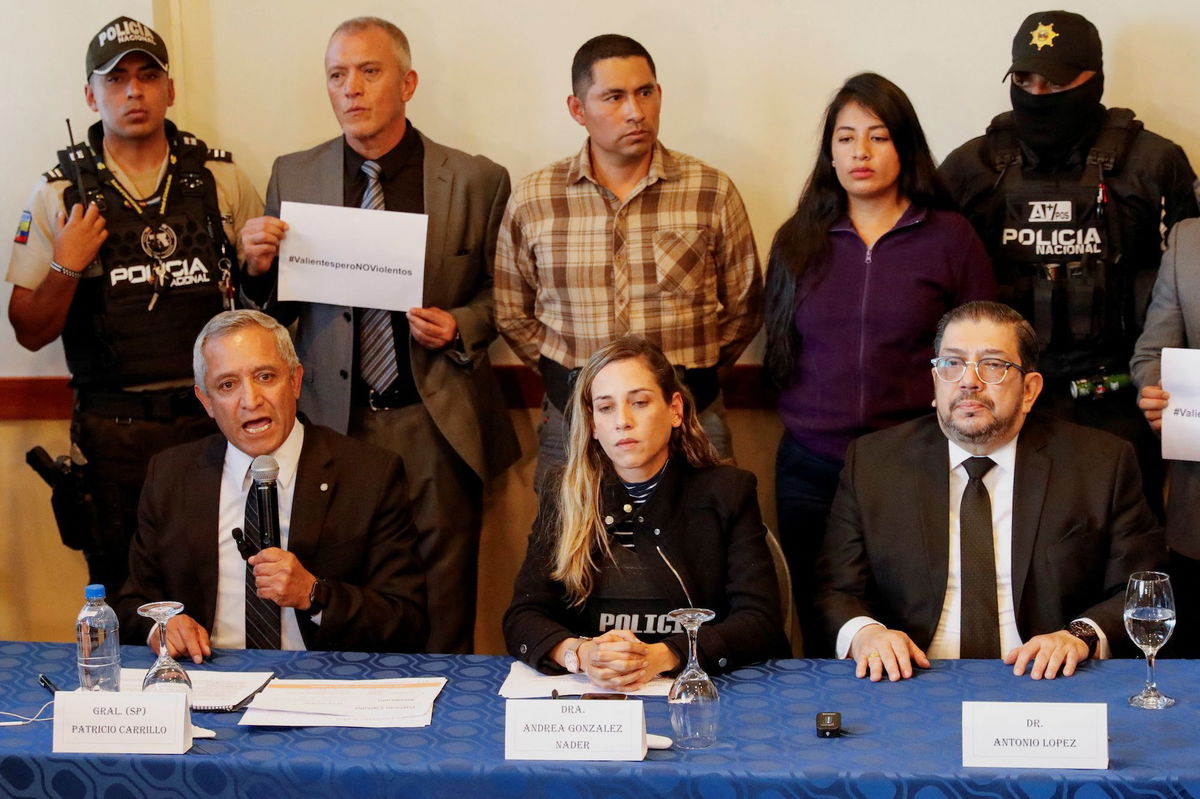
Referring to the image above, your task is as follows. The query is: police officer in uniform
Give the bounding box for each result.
[6,17,262,592]
[940,10,1199,516]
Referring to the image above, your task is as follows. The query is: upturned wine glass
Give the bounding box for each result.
[667,607,719,749]
[137,601,193,695]
[1124,571,1175,709]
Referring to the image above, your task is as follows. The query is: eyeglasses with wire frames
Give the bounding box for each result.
[930,356,1028,385]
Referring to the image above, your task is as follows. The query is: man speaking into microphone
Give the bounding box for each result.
[116,310,427,659]
[247,456,281,551]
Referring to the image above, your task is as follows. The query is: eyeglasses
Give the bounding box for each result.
[930,357,1027,385]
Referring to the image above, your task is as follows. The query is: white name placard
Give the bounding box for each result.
[505,699,647,761]
[53,691,192,754]
[962,701,1107,769]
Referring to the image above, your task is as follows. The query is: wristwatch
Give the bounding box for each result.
[304,577,331,616]
[1066,620,1099,658]
[562,637,592,674]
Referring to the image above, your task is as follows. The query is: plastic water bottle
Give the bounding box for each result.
[76,584,120,691]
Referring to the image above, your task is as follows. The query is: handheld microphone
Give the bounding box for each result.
[249,455,281,550]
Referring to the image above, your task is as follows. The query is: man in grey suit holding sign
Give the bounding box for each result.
[238,16,519,654]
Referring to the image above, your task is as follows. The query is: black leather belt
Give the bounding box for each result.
[361,388,421,411]
[76,387,205,422]
[539,356,581,413]
[682,366,719,413]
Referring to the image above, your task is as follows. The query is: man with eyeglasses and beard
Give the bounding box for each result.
[815,301,1163,683]
[939,11,1199,520]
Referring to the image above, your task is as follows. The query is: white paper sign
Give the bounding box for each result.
[505,699,647,761]
[53,691,192,754]
[277,200,428,312]
[962,701,1107,769]
[1161,347,1200,461]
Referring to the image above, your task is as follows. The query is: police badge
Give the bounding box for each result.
[1029,23,1059,51]
[140,222,178,260]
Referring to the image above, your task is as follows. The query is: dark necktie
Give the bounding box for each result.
[243,485,281,650]
[959,456,1000,659]
[357,160,400,394]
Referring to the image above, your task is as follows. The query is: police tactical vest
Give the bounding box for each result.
[48,121,235,388]
[984,108,1142,377]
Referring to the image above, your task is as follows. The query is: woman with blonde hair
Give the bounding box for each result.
[504,336,788,689]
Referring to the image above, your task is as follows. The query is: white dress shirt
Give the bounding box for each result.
[211,422,308,650]
[927,437,1021,658]
[836,433,1108,659]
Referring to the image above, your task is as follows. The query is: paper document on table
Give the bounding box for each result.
[238,677,446,728]
[119,668,274,712]
[1161,347,1200,461]
[498,660,671,698]
[277,200,428,312]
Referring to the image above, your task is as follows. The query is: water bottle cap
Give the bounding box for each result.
[84,584,106,600]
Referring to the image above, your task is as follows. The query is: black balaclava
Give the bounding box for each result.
[1010,71,1105,166]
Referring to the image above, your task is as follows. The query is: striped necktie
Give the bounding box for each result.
[243,485,281,649]
[358,159,400,393]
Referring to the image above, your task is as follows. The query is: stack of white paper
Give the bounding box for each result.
[119,668,274,712]
[238,677,447,728]
[498,661,672,698]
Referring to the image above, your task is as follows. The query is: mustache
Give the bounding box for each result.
[949,392,994,413]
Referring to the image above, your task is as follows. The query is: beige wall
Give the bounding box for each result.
[0,421,83,640]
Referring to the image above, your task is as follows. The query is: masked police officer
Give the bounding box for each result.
[6,17,263,593]
[940,10,1199,516]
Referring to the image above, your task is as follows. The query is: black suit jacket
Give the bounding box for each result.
[117,423,427,652]
[504,463,790,675]
[816,413,1164,656]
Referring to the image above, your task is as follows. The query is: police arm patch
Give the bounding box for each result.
[13,210,32,245]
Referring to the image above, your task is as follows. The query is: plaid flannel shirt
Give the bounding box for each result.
[495,141,762,370]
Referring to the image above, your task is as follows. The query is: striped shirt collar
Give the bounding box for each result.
[619,458,670,505]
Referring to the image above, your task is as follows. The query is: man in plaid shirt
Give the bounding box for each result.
[495,34,762,484]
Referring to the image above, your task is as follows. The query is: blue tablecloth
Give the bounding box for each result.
[0,641,1196,798]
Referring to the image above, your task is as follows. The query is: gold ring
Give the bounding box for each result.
[867,651,881,660]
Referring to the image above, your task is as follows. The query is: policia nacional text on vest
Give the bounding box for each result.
[985,107,1143,380]
[48,119,237,389]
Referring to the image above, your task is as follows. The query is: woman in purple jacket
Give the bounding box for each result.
[764,73,995,656]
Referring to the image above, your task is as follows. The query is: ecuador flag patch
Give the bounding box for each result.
[13,211,32,245]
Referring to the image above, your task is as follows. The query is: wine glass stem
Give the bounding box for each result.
[686,622,700,670]
[157,620,169,658]
[1145,651,1157,692]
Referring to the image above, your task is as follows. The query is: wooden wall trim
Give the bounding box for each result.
[0,377,73,420]
[0,365,774,420]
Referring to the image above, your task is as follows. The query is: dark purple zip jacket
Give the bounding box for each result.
[778,205,996,461]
